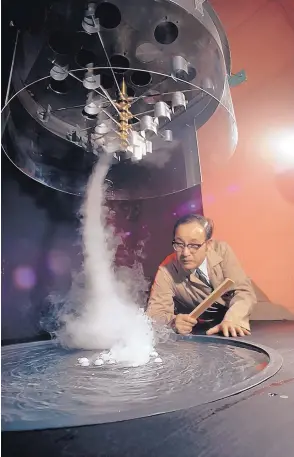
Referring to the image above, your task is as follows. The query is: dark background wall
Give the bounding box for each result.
[2,156,82,342]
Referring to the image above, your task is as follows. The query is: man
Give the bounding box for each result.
[146,214,256,337]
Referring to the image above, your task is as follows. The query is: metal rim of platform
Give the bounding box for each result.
[1,335,283,432]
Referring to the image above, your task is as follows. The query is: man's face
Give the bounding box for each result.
[174,222,209,271]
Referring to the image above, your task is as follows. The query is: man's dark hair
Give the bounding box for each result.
[173,214,214,241]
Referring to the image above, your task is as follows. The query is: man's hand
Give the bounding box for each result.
[206,320,251,337]
[174,314,198,335]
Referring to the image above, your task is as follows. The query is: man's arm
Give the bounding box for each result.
[220,243,257,331]
[146,266,175,324]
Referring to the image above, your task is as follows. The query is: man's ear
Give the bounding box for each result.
[206,239,213,248]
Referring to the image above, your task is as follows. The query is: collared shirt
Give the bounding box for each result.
[196,258,210,284]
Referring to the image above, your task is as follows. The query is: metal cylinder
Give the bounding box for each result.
[140,115,158,136]
[82,16,99,34]
[154,102,171,122]
[202,77,214,92]
[146,140,152,154]
[172,91,187,113]
[128,131,147,161]
[162,130,173,142]
[95,123,109,135]
[84,102,100,116]
[132,144,144,161]
[83,73,101,90]
[172,55,189,78]
[50,65,68,81]
[83,65,101,90]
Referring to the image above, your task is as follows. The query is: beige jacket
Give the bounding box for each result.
[146,240,256,331]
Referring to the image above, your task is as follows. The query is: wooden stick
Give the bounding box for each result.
[189,278,235,319]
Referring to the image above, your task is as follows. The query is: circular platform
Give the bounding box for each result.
[1,335,282,432]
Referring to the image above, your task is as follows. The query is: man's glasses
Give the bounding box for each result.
[172,241,206,253]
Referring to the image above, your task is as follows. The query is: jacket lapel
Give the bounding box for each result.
[174,259,208,304]
[206,247,223,289]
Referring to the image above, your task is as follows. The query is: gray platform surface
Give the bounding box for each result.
[2,321,294,457]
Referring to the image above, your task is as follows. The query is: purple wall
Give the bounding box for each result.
[1,156,203,343]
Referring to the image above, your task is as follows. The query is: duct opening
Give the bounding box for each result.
[186,66,197,81]
[126,86,135,97]
[109,54,130,73]
[100,73,115,89]
[154,21,178,45]
[96,2,121,29]
[176,66,197,82]
[130,71,152,87]
[76,49,97,68]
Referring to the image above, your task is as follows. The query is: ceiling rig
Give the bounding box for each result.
[3,0,234,197]
[49,60,189,162]
[54,60,190,161]
[42,1,198,162]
